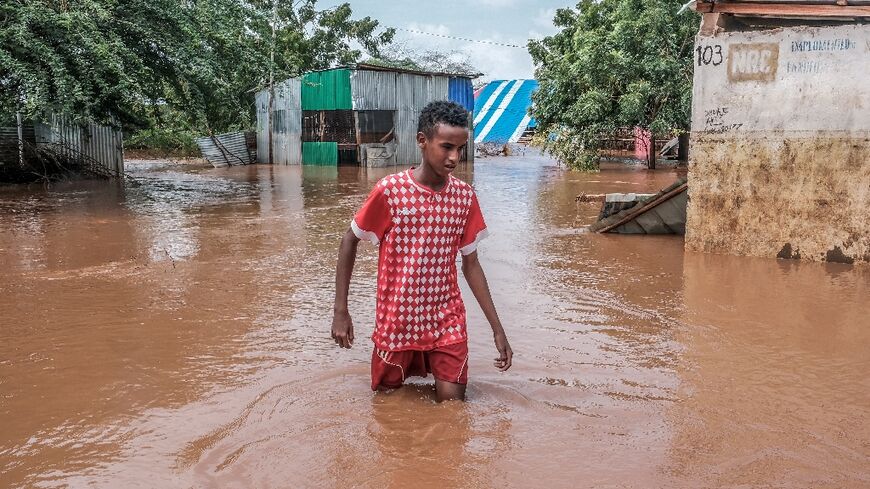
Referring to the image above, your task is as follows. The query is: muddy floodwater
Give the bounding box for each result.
[1,154,869,488]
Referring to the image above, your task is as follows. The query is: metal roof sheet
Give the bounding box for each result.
[473,79,538,144]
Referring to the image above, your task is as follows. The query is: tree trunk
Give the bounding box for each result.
[678,132,690,162]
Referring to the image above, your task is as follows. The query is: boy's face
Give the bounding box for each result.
[416,123,469,177]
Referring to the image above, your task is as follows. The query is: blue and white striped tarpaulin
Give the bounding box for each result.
[472,79,538,144]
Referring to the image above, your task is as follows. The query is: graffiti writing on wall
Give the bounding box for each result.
[727,43,780,82]
[703,106,743,134]
[786,60,833,74]
[697,44,724,66]
[705,107,729,125]
[790,38,855,52]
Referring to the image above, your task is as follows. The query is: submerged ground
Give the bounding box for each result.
[1,154,868,488]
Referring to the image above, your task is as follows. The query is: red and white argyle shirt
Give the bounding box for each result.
[351,168,487,352]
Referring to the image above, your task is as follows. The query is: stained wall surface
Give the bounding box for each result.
[688,23,870,263]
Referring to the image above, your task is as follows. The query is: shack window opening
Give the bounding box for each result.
[357,111,395,144]
[302,110,356,144]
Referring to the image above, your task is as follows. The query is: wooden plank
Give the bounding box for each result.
[576,193,606,203]
[695,1,870,16]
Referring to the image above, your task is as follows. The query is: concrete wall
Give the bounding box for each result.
[688,23,870,264]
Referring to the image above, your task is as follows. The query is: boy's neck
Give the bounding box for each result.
[412,162,448,191]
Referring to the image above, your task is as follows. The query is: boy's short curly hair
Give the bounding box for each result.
[417,101,469,138]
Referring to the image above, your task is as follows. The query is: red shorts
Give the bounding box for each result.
[371,342,469,390]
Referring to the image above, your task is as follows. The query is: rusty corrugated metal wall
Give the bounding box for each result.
[270,78,302,165]
[350,70,474,165]
[394,73,450,165]
[34,114,123,175]
[351,70,398,110]
[255,78,303,165]
[255,90,271,163]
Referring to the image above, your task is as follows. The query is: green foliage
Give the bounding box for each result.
[365,47,479,75]
[125,128,198,156]
[528,0,698,170]
[125,119,200,157]
[1,0,393,147]
[1,0,189,126]
[364,56,425,72]
[532,128,599,172]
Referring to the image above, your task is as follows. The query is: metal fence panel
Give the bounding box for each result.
[33,114,123,175]
[195,131,255,167]
[0,126,35,166]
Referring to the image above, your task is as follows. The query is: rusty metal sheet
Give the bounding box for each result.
[351,70,397,110]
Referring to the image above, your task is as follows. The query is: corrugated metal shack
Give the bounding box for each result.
[256,64,477,166]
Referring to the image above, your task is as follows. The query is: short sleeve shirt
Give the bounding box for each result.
[352,169,487,352]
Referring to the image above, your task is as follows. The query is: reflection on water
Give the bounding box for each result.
[1,155,868,488]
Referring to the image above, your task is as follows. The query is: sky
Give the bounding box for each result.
[318,0,570,82]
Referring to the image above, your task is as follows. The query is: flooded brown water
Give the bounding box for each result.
[1,154,868,488]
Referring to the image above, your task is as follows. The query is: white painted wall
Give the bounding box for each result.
[691,24,870,134]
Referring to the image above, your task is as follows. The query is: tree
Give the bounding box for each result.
[165,0,394,134]
[0,0,196,126]
[528,0,698,170]
[0,0,393,136]
[366,43,479,76]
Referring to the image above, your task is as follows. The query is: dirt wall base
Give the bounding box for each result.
[687,131,870,264]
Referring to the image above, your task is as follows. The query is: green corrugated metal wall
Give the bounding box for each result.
[301,69,352,110]
[302,142,338,165]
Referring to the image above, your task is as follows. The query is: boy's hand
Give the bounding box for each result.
[331,310,354,348]
[493,331,513,371]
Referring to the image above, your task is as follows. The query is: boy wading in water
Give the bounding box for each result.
[332,101,513,402]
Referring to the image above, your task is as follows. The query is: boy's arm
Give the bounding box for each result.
[461,251,513,371]
[332,228,361,348]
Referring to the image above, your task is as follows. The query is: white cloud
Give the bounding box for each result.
[405,22,451,37]
[460,37,534,81]
[478,0,518,6]
[397,23,454,50]
[390,22,539,80]
[534,8,558,29]
[527,29,549,41]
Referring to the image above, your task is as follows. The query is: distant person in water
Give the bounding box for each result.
[331,100,513,402]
